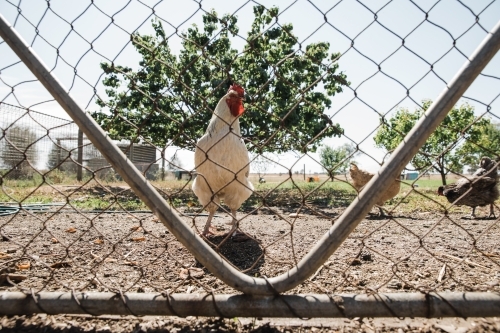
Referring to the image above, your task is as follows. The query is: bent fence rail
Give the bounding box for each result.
[0,0,499,318]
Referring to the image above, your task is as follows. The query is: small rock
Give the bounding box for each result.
[486,280,499,287]
[179,267,204,279]
[387,280,402,289]
[360,251,372,261]
[350,258,362,266]
[96,325,111,332]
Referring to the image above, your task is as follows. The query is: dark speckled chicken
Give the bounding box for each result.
[438,157,499,218]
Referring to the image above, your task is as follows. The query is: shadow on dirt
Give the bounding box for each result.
[203,234,264,274]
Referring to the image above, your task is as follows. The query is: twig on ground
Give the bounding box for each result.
[437,263,446,282]
[438,252,490,270]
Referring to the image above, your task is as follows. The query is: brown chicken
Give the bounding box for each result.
[349,163,401,216]
[438,157,499,218]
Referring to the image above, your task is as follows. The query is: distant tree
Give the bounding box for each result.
[319,142,356,175]
[1,126,38,178]
[47,143,60,170]
[456,122,500,171]
[92,5,348,154]
[251,153,273,179]
[373,100,489,185]
[167,153,183,171]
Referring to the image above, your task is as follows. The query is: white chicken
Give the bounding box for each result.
[192,83,254,236]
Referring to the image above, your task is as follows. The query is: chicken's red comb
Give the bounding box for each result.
[228,83,245,97]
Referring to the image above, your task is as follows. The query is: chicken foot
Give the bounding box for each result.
[376,206,392,217]
[202,209,249,241]
[228,209,239,235]
[467,205,497,219]
[228,209,249,241]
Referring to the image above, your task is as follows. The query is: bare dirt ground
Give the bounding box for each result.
[1,204,500,332]
[1,314,500,332]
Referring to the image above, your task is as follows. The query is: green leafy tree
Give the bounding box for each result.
[456,122,500,170]
[319,142,356,175]
[373,100,489,185]
[92,5,348,153]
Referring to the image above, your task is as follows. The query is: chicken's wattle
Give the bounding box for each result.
[226,95,244,117]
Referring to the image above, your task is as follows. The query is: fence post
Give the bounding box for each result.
[56,138,62,171]
[161,147,166,181]
[77,129,83,181]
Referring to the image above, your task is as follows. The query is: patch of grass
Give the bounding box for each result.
[2,174,44,188]
[401,179,443,193]
[70,196,148,211]
[0,186,55,204]
[2,176,497,216]
[244,180,356,209]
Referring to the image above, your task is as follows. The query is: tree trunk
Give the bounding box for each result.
[440,171,447,185]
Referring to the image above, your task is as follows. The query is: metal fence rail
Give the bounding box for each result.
[2,291,500,318]
[0,0,499,318]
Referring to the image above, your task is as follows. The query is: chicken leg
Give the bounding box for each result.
[227,209,239,234]
[469,207,477,219]
[489,204,496,218]
[202,211,216,236]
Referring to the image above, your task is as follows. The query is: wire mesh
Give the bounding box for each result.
[0,0,500,317]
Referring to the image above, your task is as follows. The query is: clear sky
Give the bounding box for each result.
[1,0,499,174]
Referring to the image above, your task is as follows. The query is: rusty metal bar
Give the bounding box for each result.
[1,12,499,295]
[1,292,499,317]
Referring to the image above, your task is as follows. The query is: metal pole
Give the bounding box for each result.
[1,13,499,295]
[77,129,83,181]
[161,147,166,181]
[1,292,499,318]
[57,139,62,170]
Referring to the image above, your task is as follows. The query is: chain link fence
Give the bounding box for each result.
[0,0,499,318]
[1,102,162,181]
